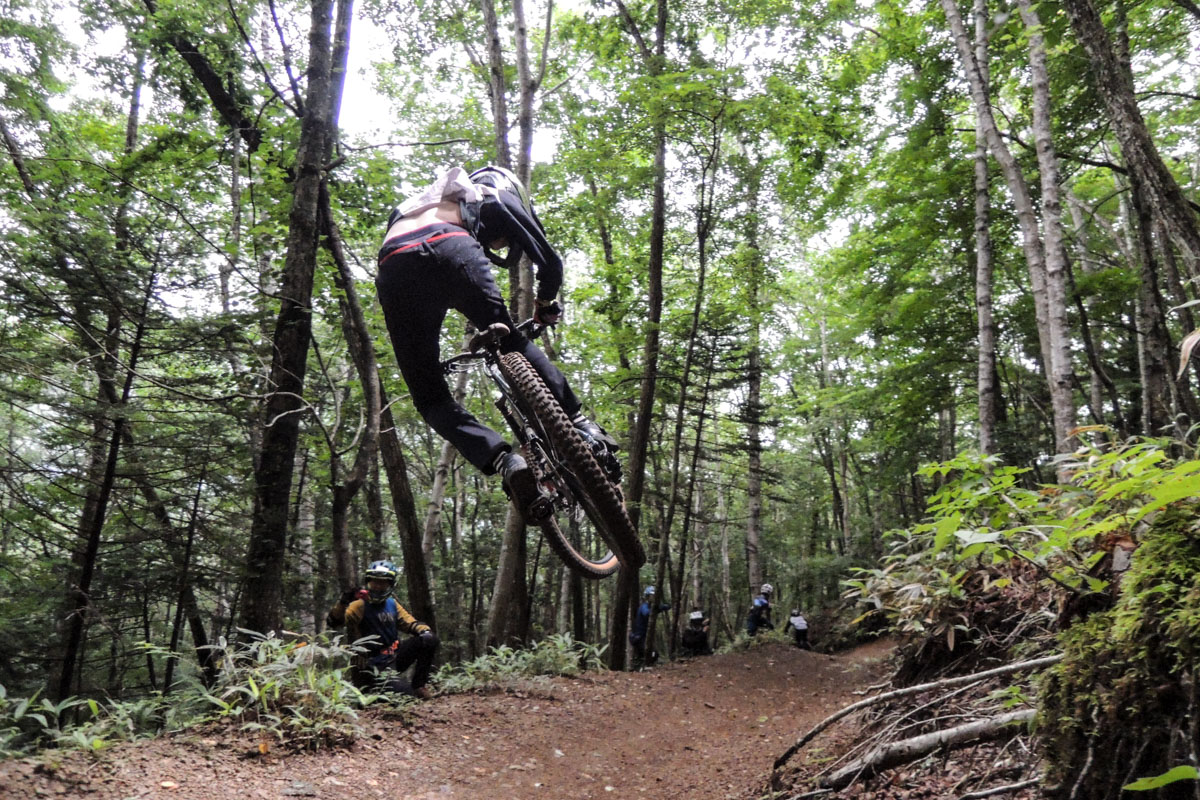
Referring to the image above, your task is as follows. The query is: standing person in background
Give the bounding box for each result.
[680,607,712,656]
[786,608,811,650]
[327,560,439,699]
[746,583,775,636]
[630,585,670,668]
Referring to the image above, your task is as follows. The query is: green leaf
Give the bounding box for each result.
[1123,765,1200,791]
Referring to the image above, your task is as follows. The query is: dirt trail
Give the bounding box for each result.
[0,639,892,800]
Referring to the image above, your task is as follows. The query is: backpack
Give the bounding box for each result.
[392,167,493,222]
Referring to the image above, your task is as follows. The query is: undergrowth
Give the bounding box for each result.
[433,633,608,694]
[0,631,372,757]
[840,434,1200,796]
[1,631,615,759]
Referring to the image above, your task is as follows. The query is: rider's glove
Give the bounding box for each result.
[419,630,435,641]
[534,298,562,326]
[339,588,360,606]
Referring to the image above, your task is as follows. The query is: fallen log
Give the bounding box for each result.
[819,708,1036,791]
[773,653,1061,771]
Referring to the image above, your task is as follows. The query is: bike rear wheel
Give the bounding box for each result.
[499,352,646,573]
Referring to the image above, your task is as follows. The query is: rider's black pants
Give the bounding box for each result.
[376,223,582,473]
[356,632,440,692]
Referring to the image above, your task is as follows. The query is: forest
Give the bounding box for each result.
[0,0,1198,793]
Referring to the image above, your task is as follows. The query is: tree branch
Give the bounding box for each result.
[774,654,1062,771]
[820,709,1035,791]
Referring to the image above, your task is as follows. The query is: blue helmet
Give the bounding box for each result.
[644,585,656,596]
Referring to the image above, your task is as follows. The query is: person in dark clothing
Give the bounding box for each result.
[680,608,712,656]
[327,560,439,698]
[375,166,615,523]
[629,585,670,668]
[786,608,811,650]
[745,583,775,636]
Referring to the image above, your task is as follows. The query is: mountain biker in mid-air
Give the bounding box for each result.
[375,165,616,523]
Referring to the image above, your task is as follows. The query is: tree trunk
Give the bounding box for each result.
[646,139,717,662]
[1018,0,1076,451]
[972,0,1001,454]
[609,0,669,669]
[59,274,155,699]
[1060,0,1200,276]
[941,0,1075,455]
[486,509,526,648]
[377,380,436,627]
[240,0,339,634]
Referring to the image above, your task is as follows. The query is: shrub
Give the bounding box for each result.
[433,633,607,694]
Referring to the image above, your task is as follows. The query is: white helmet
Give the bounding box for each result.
[469,165,532,215]
[689,610,704,622]
[760,583,773,595]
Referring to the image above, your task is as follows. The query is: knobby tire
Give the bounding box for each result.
[499,353,646,575]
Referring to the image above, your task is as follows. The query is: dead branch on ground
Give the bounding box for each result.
[819,708,1036,791]
[773,653,1060,771]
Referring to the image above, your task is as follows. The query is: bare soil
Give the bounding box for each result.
[0,639,893,800]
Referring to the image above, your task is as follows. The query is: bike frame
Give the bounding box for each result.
[442,321,566,509]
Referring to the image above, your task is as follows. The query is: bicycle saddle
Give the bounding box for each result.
[468,323,511,352]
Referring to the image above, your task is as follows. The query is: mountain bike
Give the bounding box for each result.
[442,320,645,578]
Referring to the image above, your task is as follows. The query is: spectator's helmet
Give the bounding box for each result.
[364,560,399,603]
[469,165,533,216]
[644,585,656,597]
[760,583,773,596]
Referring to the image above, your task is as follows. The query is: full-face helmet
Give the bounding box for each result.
[364,560,399,603]
[760,583,773,596]
[469,165,532,215]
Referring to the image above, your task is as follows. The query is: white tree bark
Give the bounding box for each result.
[1018,0,1076,452]
[940,0,1076,455]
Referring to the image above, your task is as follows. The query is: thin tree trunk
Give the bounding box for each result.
[1018,0,1076,451]
[164,472,205,692]
[378,380,435,627]
[647,139,718,662]
[609,0,668,669]
[59,273,155,699]
[940,0,1074,455]
[973,0,1000,454]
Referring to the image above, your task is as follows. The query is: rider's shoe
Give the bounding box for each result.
[494,450,553,523]
[571,413,620,451]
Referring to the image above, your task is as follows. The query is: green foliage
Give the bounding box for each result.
[844,439,1200,674]
[432,634,608,694]
[195,631,373,751]
[719,628,791,654]
[0,686,83,756]
[0,631,377,756]
[1039,503,1200,799]
[1124,767,1200,792]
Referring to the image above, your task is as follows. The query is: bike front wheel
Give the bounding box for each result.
[499,352,646,574]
